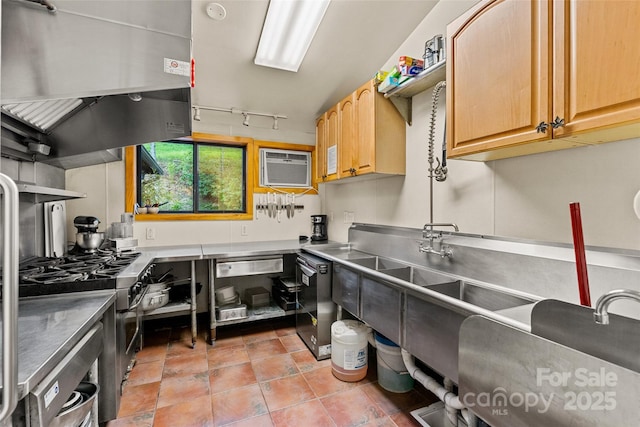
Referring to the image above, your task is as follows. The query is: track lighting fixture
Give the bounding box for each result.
[191,105,287,130]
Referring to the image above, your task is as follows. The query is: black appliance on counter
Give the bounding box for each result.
[311,214,328,242]
[295,252,336,360]
[71,215,105,254]
[10,248,148,423]
[73,215,100,232]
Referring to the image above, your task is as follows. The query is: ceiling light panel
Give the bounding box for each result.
[255,0,331,72]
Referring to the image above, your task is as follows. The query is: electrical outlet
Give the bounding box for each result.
[329,211,334,222]
[347,211,355,223]
[146,227,156,240]
[241,225,248,236]
[343,211,349,224]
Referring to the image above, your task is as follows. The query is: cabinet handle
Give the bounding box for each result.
[350,168,356,176]
[550,116,565,129]
[535,121,549,134]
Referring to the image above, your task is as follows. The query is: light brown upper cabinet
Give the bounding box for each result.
[314,113,327,183]
[339,92,356,177]
[316,79,406,182]
[446,0,640,161]
[315,105,340,182]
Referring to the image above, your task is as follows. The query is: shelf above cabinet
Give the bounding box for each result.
[384,60,446,125]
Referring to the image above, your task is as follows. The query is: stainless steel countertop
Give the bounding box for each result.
[0,290,115,398]
[116,241,341,287]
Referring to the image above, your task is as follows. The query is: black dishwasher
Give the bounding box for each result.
[295,253,337,360]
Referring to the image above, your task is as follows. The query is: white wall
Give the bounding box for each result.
[323,0,640,251]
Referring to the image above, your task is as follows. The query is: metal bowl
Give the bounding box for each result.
[76,232,105,250]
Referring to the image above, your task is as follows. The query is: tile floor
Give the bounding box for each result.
[106,316,439,427]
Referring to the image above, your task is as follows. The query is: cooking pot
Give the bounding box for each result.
[76,231,105,250]
[148,282,168,293]
[142,289,170,311]
[50,382,99,427]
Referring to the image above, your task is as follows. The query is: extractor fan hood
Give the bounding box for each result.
[1,0,193,169]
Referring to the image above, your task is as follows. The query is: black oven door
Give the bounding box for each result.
[295,258,320,358]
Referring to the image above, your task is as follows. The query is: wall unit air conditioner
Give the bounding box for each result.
[259,148,311,188]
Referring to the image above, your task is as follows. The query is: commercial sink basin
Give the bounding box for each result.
[314,247,374,261]
[531,299,640,373]
[403,275,537,383]
[348,256,412,281]
[424,280,536,312]
[347,256,406,270]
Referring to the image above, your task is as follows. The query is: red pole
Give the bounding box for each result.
[570,202,591,307]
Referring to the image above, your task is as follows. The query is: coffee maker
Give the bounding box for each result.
[311,215,328,242]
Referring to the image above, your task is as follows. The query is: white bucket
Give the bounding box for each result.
[375,333,414,393]
[331,320,368,382]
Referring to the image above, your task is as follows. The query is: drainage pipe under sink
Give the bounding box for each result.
[400,349,478,427]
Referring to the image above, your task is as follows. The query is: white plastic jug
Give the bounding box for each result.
[331,320,369,382]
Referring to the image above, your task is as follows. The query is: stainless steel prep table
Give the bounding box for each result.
[117,242,341,345]
[0,290,115,402]
[117,245,203,347]
[202,240,341,343]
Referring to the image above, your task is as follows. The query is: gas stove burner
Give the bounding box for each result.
[58,263,101,275]
[19,266,45,279]
[67,253,115,264]
[116,251,140,260]
[20,257,63,270]
[13,250,141,298]
[90,269,122,280]
[22,270,86,285]
[106,258,134,268]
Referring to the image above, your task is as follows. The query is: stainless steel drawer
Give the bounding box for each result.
[216,257,283,278]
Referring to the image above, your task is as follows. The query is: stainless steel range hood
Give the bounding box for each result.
[1,0,193,169]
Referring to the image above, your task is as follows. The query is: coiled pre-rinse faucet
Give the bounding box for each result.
[418,81,458,258]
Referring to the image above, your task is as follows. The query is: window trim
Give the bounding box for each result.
[125,133,255,221]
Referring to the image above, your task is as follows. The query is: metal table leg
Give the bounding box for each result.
[191,260,197,349]
[209,259,217,344]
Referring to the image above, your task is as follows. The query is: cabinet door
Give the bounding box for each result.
[355,81,376,175]
[447,0,552,159]
[315,114,327,183]
[552,0,640,140]
[325,105,340,181]
[339,93,355,177]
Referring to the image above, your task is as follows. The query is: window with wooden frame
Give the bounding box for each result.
[125,134,254,220]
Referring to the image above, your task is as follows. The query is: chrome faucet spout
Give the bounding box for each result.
[593,289,640,325]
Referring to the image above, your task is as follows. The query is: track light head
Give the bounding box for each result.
[193,106,201,121]
[242,113,250,126]
[272,116,279,130]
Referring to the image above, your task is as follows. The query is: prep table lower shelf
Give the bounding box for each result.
[215,303,296,327]
[143,301,191,319]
